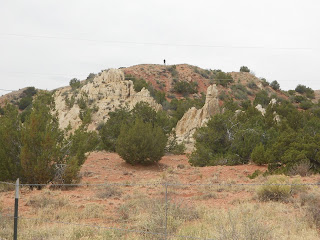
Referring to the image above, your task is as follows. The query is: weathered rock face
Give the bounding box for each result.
[54,69,161,131]
[255,104,266,116]
[175,84,220,152]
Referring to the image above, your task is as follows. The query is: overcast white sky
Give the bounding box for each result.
[0,0,319,96]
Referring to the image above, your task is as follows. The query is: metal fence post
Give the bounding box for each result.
[13,178,19,240]
[165,182,168,240]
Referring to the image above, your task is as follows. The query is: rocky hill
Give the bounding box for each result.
[0,64,317,150]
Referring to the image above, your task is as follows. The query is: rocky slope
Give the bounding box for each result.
[54,69,161,131]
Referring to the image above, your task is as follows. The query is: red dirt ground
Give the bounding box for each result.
[1,152,318,223]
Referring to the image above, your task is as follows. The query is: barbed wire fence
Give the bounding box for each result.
[0,180,320,240]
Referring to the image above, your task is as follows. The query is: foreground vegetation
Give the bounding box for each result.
[0,92,99,184]
[1,174,319,239]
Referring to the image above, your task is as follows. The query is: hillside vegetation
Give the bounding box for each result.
[1,64,320,185]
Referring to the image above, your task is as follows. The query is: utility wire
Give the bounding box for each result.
[0,33,316,51]
[1,180,319,187]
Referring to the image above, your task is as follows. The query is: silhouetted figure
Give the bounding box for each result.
[164,59,166,65]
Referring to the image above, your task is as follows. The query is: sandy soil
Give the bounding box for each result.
[0,152,318,227]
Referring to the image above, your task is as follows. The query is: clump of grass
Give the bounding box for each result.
[0,183,15,192]
[248,169,263,179]
[96,185,122,199]
[26,190,69,208]
[80,203,105,219]
[288,160,312,177]
[200,193,217,200]
[117,195,200,239]
[257,175,306,202]
[300,191,320,228]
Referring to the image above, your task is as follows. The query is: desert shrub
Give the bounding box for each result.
[69,78,81,90]
[240,66,250,72]
[306,91,315,99]
[86,73,96,83]
[77,96,87,109]
[253,90,270,107]
[247,170,263,179]
[166,132,186,155]
[247,81,258,89]
[168,65,178,78]
[133,78,149,92]
[65,95,75,109]
[251,143,267,165]
[267,129,320,173]
[116,119,167,165]
[231,84,248,100]
[172,81,198,96]
[295,84,314,99]
[189,107,267,166]
[288,90,295,95]
[79,108,92,125]
[0,104,22,181]
[218,91,227,101]
[199,69,211,79]
[300,100,313,110]
[0,94,97,185]
[257,176,291,202]
[26,191,69,208]
[215,72,233,87]
[240,100,251,110]
[65,127,100,166]
[99,108,132,152]
[18,96,32,110]
[23,87,37,97]
[270,80,280,90]
[99,103,173,152]
[300,192,320,227]
[147,85,166,105]
[257,175,305,202]
[294,95,307,103]
[20,93,65,185]
[295,84,307,94]
[288,160,312,177]
[131,102,175,135]
[260,78,269,87]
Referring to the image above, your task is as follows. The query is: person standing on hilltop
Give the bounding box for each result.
[164,59,166,65]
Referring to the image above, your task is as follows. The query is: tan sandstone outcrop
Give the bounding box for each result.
[175,84,220,151]
[54,69,161,131]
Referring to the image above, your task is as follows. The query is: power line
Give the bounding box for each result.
[0,33,317,51]
[0,88,17,92]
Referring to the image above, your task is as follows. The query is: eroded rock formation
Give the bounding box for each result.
[175,84,220,151]
[54,69,161,131]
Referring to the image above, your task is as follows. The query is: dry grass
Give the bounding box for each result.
[257,175,307,202]
[0,183,15,192]
[95,185,122,199]
[0,178,319,239]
